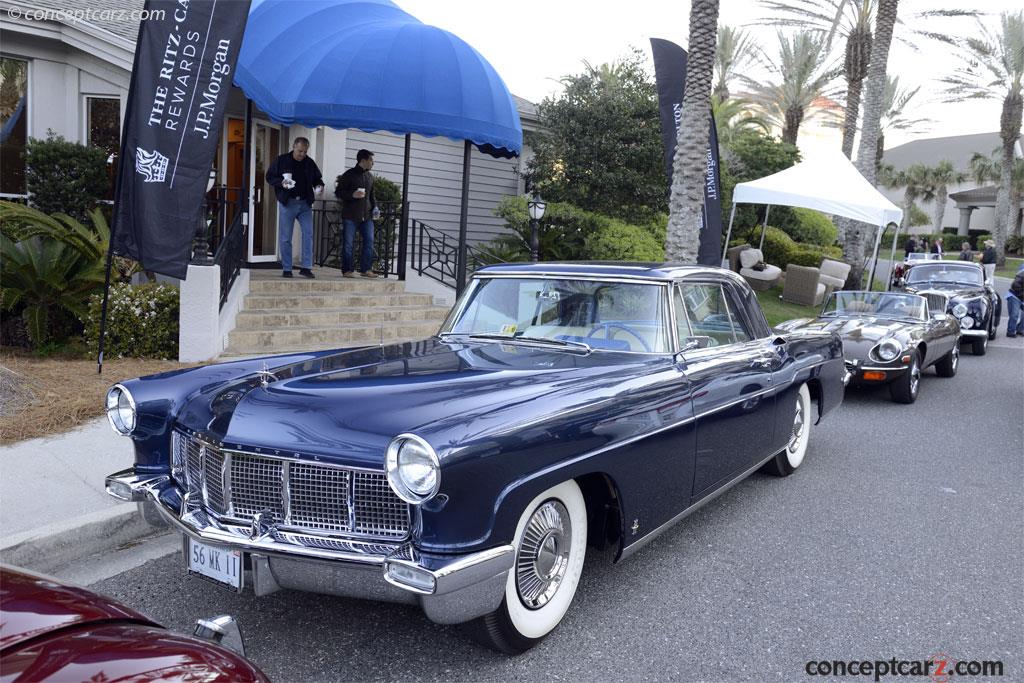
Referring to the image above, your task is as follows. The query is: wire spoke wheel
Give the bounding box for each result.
[516,501,572,610]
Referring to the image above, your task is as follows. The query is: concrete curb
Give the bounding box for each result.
[0,504,169,574]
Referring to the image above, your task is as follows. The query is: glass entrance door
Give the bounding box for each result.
[249,121,281,262]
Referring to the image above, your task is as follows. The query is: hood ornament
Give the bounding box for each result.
[257,362,277,388]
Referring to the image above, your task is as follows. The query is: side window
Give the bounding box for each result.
[679,283,753,347]
[673,287,692,343]
[722,287,753,343]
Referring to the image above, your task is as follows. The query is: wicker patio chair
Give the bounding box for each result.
[782,264,828,306]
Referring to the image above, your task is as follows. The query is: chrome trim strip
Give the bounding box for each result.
[858,365,907,372]
[619,451,778,561]
[958,329,987,337]
[223,452,234,517]
[282,461,292,525]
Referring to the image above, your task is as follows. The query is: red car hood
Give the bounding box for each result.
[0,566,156,651]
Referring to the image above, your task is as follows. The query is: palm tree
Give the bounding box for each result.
[838,0,898,288]
[875,76,930,170]
[714,25,761,101]
[741,30,841,145]
[880,163,932,230]
[942,11,1024,264]
[925,160,966,234]
[666,0,720,262]
[759,0,978,160]
[711,95,771,146]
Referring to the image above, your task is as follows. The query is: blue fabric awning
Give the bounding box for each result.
[235,0,522,158]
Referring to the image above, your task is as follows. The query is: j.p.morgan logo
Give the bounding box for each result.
[136,148,169,183]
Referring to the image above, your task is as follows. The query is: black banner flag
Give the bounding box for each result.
[111,0,251,279]
[650,38,724,266]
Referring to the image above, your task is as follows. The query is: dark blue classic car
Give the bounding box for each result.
[105,263,845,653]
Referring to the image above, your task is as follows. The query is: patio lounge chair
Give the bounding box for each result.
[818,258,851,290]
[782,264,828,306]
[726,245,750,272]
[738,248,782,291]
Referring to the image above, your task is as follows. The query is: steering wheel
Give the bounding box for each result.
[586,323,651,351]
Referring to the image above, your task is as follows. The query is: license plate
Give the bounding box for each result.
[186,537,243,591]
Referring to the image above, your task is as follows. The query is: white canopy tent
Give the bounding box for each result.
[723,149,903,287]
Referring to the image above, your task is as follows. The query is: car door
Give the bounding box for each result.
[922,293,957,360]
[675,280,777,499]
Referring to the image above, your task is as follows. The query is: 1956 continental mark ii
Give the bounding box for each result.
[105,263,846,653]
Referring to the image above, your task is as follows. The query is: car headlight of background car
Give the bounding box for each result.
[960,316,975,329]
[873,339,902,362]
[386,434,440,503]
[952,303,967,318]
[105,384,136,435]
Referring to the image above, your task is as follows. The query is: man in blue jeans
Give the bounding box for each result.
[335,149,379,278]
[1006,262,1024,337]
[266,137,324,278]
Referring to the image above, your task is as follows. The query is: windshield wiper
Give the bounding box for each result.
[456,333,592,352]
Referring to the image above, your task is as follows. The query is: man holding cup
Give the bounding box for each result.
[335,149,380,278]
[266,137,324,278]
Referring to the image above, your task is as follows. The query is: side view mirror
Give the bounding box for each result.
[985,279,993,288]
[681,336,712,351]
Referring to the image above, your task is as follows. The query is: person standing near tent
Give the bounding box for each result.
[958,242,973,261]
[905,235,919,258]
[980,239,997,280]
[266,137,324,279]
[336,149,380,278]
[931,237,944,258]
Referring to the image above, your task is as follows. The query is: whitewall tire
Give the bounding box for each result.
[763,384,811,477]
[465,480,587,654]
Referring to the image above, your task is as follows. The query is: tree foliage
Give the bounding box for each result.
[527,50,666,223]
[25,131,110,222]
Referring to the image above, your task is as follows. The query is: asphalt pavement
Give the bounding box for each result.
[87,340,1024,682]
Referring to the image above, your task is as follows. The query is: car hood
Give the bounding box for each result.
[177,338,664,467]
[782,317,911,360]
[0,567,155,652]
[905,282,986,299]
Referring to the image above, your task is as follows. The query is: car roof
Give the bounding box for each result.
[473,262,734,282]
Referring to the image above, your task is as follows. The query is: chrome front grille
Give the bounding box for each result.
[176,432,409,540]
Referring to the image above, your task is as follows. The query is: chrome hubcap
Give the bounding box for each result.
[910,360,920,395]
[788,398,805,453]
[516,500,572,610]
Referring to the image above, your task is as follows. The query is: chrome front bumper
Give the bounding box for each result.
[958,329,987,338]
[106,468,513,625]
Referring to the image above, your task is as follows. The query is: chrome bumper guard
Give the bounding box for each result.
[106,468,514,625]
[959,329,987,338]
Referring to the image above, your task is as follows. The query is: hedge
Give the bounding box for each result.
[786,207,837,247]
[83,283,179,359]
[732,226,841,268]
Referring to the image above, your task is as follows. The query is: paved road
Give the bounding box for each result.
[90,343,1023,682]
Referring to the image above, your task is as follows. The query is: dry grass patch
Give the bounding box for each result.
[0,350,198,445]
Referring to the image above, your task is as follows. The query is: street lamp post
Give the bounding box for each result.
[527,193,546,262]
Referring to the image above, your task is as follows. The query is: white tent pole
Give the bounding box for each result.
[865,221,886,290]
[721,203,737,263]
[758,205,771,251]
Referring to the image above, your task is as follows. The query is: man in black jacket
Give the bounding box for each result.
[265,137,324,278]
[1006,263,1024,337]
[334,149,379,278]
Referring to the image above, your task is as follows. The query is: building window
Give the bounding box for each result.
[0,56,29,196]
[87,96,120,199]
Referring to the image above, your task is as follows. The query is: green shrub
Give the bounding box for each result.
[584,220,664,261]
[83,283,179,359]
[26,131,110,222]
[785,207,837,246]
[1005,235,1023,255]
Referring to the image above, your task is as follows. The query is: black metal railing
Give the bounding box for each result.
[410,219,506,290]
[214,210,246,309]
[312,200,402,277]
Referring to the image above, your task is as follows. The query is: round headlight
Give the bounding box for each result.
[960,316,975,329]
[875,339,902,362]
[385,434,440,504]
[952,303,967,318]
[105,384,136,435]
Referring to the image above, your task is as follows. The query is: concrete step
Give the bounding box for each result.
[227,322,441,354]
[241,292,435,309]
[235,305,449,329]
[248,278,405,294]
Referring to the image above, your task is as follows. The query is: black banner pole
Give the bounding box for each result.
[398,133,411,281]
[456,140,471,295]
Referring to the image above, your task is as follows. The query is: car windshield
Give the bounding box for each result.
[442,277,670,353]
[905,253,940,261]
[821,292,927,321]
[906,263,983,286]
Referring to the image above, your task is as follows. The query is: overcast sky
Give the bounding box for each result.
[399,0,1017,151]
